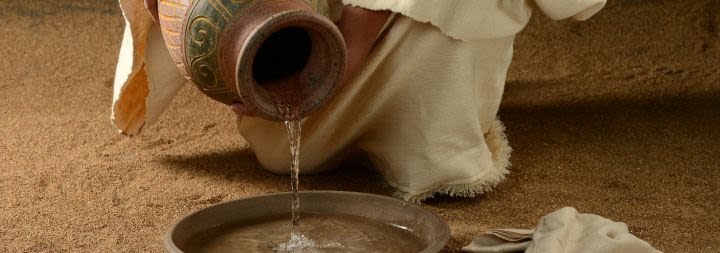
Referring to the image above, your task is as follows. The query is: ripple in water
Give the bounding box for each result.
[184,213,426,253]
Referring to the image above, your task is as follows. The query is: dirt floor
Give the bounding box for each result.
[1,0,719,252]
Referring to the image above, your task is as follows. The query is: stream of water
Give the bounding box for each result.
[266,74,307,248]
[189,75,425,252]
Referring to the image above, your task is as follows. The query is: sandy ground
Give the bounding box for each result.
[1,0,719,252]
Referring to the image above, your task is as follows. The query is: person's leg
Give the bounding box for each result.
[236,15,514,202]
[352,17,516,202]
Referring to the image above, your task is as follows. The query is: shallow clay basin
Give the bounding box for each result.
[165,191,450,252]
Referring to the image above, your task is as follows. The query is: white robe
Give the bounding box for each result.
[112,0,606,202]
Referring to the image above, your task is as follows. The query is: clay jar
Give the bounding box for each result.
[158,0,346,120]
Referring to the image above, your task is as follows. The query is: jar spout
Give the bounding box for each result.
[219,1,347,121]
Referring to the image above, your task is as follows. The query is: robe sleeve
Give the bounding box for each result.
[112,0,185,136]
[340,0,605,41]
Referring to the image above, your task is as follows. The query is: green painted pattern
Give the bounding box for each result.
[183,0,329,104]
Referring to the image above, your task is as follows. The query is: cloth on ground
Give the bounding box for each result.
[462,207,662,253]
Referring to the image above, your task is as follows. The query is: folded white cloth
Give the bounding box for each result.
[462,207,663,253]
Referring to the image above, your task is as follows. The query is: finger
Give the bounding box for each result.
[144,0,159,23]
[231,103,259,117]
[230,103,246,116]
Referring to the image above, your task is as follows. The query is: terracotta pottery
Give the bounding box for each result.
[158,0,346,120]
[164,191,451,252]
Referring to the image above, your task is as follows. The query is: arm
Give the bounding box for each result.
[335,6,391,86]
